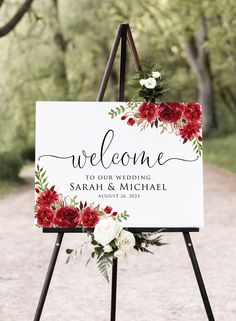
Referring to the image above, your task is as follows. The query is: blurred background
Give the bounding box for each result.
[0,0,236,189]
[0,1,236,320]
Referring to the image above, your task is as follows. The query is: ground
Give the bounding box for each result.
[0,164,236,321]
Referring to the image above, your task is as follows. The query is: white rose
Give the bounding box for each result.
[114,250,126,258]
[94,218,122,246]
[144,77,157,89]
[103,245,113,253]
[116,230,135,253]
[152,71,161,79]
[139,79,146,86]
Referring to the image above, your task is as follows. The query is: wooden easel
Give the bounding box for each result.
[33,23,215,321]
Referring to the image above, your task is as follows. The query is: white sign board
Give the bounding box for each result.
[35,101,204,228]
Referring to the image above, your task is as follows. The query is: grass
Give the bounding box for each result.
[0,180,22,198]
[0,163,33,198]
[204,133,236,173]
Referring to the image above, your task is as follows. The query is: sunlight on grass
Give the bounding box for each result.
[0,163,33,198]
[0,181,20,197]
[204,133,236,173]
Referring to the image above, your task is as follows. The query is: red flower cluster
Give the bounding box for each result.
[36,207,54,228]
[80,207,99,228]
[179,103,202,141]
[179,122,201,141]
[104,205,117,217]
[183,103,201,122]
[138,102,157,122]
[157,102,184,123]
[121,101,202,143]
[35,187,115,229]
[53,206,80,228]
[36,188,58,207]
[35,188,58,227]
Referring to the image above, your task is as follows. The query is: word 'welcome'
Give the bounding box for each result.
[38,129,198,169]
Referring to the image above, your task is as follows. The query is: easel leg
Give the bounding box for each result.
[33,232,64,321]
[183,232,215,321]
[110,258,118,321]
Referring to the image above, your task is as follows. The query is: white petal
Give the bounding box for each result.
[144,77,157,89]
[152,71,161,78]
[139,79,146,86]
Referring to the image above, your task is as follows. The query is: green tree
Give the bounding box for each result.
[0,0,236,154]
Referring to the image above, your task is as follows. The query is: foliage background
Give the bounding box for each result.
[0,0,236,182]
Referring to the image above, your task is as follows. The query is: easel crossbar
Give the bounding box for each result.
[43,227,200,233]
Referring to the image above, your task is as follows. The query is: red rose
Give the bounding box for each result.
[138,102,157,122]
[36,207,54,227]
[127,118,135,126]
[157,102,184,123]
[54,206,80,228]
[80,207,99,228]
[183,103,202,122]
[104,206,112,214]
[121,115,127,120]
[112,212,118,217]
[36,188,58,207]
[179,122,201,141]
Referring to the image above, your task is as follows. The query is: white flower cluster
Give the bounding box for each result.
[139,71,161,89]
[94,218,135,258]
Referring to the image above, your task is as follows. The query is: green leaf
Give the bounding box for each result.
[41,170,46,178]
[96,254,113,283]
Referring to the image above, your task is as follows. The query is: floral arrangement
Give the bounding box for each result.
[109,66,203,156]
[35,165,127,229]
[35,165,164,281]
[131,61,167,102]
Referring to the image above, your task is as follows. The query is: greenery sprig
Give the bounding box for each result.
[35,164,49,192]
[95,252,113,283]
[112,210,129,222]
[134,230,166,254]
[192,138,203,156]
[108,105,125,119]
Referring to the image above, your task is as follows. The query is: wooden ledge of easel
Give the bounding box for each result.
[43,227,199,233]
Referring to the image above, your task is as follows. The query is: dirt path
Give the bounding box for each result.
[0,164,236,321]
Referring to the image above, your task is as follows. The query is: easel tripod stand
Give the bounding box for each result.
[33,23,215,321]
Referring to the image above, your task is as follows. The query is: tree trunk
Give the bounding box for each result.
[185,13,217,133]
[197,64,216,132]
[50,0,69,99]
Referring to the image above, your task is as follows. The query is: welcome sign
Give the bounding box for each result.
[35,101,204,228]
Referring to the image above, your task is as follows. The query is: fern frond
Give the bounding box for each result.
[97,254,113,283]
